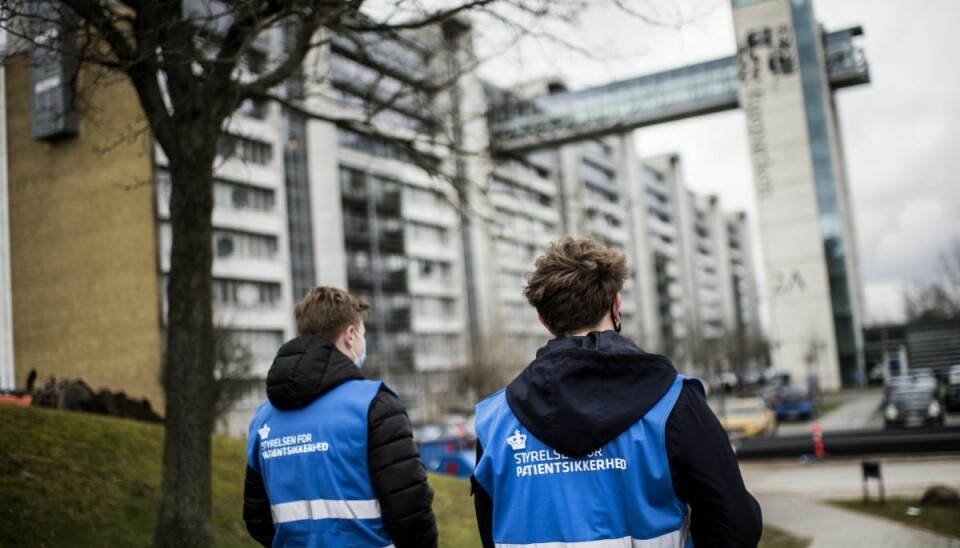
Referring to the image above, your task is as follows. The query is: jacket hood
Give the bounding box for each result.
[266,334,364,410]
[505,331,678,458]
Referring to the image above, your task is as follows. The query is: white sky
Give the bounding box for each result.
[476,0,960,326]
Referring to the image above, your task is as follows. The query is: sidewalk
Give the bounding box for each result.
[775,388,883,437]
[742,455,960,546]
[817,389,883,431]
[760,494,960,547]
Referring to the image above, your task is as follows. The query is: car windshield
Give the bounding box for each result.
[725,403,765,415]
[950,369,960,384]
[892,391,931,406]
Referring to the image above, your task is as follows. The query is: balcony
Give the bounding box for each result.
[347,266,408,292]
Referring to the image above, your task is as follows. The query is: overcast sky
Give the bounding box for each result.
[476,0,960,326]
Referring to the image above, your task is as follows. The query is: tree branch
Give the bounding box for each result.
[342,0,500,32]
[57,0,136,63]
[239,13,322,95]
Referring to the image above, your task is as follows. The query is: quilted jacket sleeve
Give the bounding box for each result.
[368,386,439,548]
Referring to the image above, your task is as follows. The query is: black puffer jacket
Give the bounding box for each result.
[472,332,762,547]
[243,335,438,548]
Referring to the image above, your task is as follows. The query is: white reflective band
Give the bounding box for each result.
[494,529,684,548]
[271,498,382,524]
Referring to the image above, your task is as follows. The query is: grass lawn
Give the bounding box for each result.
[829,499,960,539]
[0,405,257,547]
[761,526,810,548]
[0,405,810,547]
[815,398,844,418]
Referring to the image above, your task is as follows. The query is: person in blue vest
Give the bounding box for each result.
[244,287,438,548]
[472,237,762,547]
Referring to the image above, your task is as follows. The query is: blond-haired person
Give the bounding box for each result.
[244,287,437,548]
[472,237,761,547]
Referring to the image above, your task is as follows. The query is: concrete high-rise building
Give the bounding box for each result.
[732,0,866,390]
[624,153,763,377]
[1,8,771,432]
[489,0,870,391]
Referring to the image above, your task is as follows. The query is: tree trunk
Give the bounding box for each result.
[153,144,217,548]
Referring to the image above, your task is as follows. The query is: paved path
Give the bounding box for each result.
[742,455,960,545]
[742,455,960,498]
[817,390,883,431]
[778,389,883,437]
[760,494,960,547]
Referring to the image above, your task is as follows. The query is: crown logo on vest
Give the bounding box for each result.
[258,423,271,440]
[507,429,527,451]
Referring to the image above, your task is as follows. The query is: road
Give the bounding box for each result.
[775,388,960,437]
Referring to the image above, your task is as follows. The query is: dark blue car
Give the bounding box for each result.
[771,387,816,421]
[417,437,476,479]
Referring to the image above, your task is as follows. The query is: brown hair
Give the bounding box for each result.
[523,237,629,336]
[295,287,370,341]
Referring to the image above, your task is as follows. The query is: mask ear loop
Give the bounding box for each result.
[612,305,622,333]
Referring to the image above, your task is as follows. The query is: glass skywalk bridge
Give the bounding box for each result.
[490,27,868,154]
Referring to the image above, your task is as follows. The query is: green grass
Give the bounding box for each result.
[0,405,257,547]
[829,499,960,539]
[761,526,810,548]
[0,405,809,547]
[815,398,843,418]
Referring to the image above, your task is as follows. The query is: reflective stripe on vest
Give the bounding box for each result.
[495,529,683,548]
[271,498,383,523]
[247,379,393,547]
[474,374,693,547]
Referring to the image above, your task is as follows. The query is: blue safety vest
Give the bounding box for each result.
[474,374,693,548]
[247,379,394,548]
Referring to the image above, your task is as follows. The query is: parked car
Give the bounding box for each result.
[882,373,937,407]
[884,388,944,429]
[713,397,777,439]
[770,387,816,421]
[946,365,960,412]
[416,437,476,478]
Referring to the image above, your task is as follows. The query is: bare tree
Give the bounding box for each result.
[905,239,960,322]
[0,0,683,544]
[212,325,255,422]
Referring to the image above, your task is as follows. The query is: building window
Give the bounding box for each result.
[490,176,553,207]
[213,230,279,259]
[213,279,282,308]
[213,180,275,212]
[414,296,456,318]
[237,98,269,119]
[224,329,284,364]
[408,222,449,246]
[217,134,273,165]
[412,259,452,284]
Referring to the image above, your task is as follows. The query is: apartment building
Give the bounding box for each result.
[1,13,764,430]
[630,154,763,377]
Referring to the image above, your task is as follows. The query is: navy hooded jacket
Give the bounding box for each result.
[471,331,763,547]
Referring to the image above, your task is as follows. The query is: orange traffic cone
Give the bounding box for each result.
[812,421,824,459]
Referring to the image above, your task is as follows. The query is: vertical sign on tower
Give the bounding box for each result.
[732,0,842,391]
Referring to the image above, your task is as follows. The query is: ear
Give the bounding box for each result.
[341,324,357,350]
[538,315,555,336]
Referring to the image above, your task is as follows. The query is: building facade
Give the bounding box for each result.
[2,14,764,432]
[0,27,15,391]
[732,0,866,390]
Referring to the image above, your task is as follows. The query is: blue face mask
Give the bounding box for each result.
[351,332,367,369]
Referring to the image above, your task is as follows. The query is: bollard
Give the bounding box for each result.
[862,461,885,503]
[811,421,824,459]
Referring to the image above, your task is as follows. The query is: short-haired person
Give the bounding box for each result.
[244,287,438,548]
[472,237,762,547]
